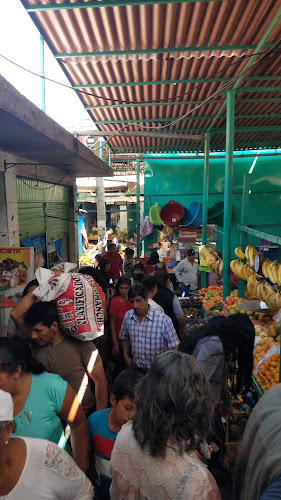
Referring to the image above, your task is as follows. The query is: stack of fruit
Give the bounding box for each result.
[246,275,281,312]
[255,352,280,391]
[253,337,276,371]
[199,246,223,276]
[223,296,245,314]
[199,286,223,299]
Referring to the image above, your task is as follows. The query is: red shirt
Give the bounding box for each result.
[109,297,133,345]
[102,251,123,281]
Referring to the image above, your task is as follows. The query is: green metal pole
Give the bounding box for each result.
[238,174,250,298]
[136,154,141,259]
[40,35,46,112]
[201,133,210,289]
[223,91,235,300]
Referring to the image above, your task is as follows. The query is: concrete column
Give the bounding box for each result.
[119,205,127,232]
[0,171,19,247]
[96,177,106,230]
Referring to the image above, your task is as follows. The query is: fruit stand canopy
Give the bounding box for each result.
[21,0,281,154]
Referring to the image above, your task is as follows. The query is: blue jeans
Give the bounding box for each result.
[180,285,191,297]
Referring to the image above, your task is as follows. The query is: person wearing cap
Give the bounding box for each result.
[0,389,93,499]
[174,249,200,297]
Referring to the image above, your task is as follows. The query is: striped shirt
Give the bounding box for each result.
[119,306,179,369]
[88,408,117,500]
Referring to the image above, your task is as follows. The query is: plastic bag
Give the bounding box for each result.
[140,216,153,237]
[34,267,105,341]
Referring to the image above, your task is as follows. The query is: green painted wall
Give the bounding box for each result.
[144,155,281,256]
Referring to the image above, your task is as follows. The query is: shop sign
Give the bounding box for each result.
[0,247,35,307]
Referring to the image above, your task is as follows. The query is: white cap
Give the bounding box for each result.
[0,389,13,421]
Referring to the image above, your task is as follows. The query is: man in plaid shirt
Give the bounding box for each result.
[119,285,179,370]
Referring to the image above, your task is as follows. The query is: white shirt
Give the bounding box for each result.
[0,437,93,500]
[148,298,164,313]
[174,258,199,290]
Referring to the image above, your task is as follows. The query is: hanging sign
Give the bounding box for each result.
[0,247,35,307]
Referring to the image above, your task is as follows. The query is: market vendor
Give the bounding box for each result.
[174,249,200,296]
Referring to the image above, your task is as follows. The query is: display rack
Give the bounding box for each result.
[239,224,281,397]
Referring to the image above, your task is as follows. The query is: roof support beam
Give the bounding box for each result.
[24,0,236,12]
[206,6,281,132]
[85,97,281,110]
[235,86,281,93]
[55,44,273,59]
[93,113,281,125]
[73,75,279,89]
[75,130,204,140]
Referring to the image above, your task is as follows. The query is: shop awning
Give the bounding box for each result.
[0,74,112,177]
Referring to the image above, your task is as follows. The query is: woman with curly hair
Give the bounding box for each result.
[110,351,220,499]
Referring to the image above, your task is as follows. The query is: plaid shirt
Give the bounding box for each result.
[119,306,179,369]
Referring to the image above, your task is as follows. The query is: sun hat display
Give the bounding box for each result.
[0,389,13,421]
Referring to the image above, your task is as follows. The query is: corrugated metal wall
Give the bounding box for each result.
[17,178,69,244]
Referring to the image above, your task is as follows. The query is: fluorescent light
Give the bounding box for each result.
[249,149,262,174]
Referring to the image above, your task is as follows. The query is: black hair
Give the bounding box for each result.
[155,262,166,271]
[180,314,255,394]
[107,243,116,251]
[133,273,143,283]
[78,266,105,289]
[25,301,59,328]
[132,351,214,458]
[146,250,160,265]
[134,263,145,272]
[154,270,170,289]
[98,258,111,272]
[22,279,39,298]
[124,247,134,257]
[0,337,45,375]
[112,368,143,403]
[142,275,157,293]
[95,254,102,263]
[128,284,148,300]
[114,276,131,296]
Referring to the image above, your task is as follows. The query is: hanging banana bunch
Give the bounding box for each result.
[230,260,257,281]
[234,246,246,260]
[262,258,281,285]
[245,245,257,268]
[199,246,223,276]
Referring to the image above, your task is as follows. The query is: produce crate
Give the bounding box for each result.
[225,410,250,464]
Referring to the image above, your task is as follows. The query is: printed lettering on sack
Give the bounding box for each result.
[55,273,105,341]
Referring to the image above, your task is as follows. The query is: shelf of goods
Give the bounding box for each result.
[231,226,281,397]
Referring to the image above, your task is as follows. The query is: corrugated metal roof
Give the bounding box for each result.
[21,0,281,153]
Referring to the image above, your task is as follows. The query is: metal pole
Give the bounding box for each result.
[238,173,250,297]
[136,154,141,258]
[108,147,111,167]
[40,35,46,112]
[223,91,235,300]
[201,133,210,288]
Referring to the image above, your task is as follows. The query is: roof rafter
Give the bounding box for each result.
[73,75,279,89]
[56,43,274,59]
[93,113,281,125]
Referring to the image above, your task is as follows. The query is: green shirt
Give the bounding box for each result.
[13,372,67,445]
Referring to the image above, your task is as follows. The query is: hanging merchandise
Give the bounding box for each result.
[208,201,224,226]
[149,203,163,226]
[182,201,203,228]
[33,265,105,341]
[140,216,153,237]
[159,200,185,226]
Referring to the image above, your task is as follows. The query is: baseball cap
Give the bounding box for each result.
[0,389,13,421]
[186,249,195,256]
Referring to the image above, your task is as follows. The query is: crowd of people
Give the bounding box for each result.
[1,243,279,499]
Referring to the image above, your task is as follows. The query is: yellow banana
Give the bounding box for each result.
[262,259,271,278]
[278,263,281,287]
[235,246,246,260]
